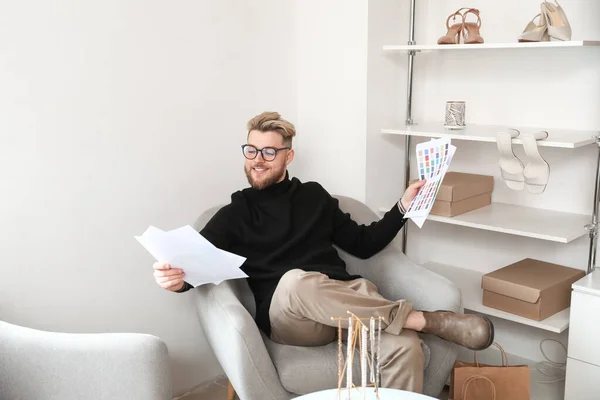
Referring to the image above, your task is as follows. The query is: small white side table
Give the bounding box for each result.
[295,388,436,399]
[564,269,600,400]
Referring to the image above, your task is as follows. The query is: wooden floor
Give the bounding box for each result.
[179,378,230,399]
[181,377,449,399]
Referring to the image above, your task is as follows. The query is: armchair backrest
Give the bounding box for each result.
[0,321,171,400]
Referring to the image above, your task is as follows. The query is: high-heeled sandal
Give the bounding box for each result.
[437,9,465,45]
[542,0,572,41]
[522,131,551,194]
[462,8,484,44]
[518,12,550,42]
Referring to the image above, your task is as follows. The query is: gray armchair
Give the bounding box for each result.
[0,321,171,400]
[193,195,461,399]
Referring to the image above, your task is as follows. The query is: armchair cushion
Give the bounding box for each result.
[264,336,430,395]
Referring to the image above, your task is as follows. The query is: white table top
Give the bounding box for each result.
[572,269,600,297]
[295,388,436,399]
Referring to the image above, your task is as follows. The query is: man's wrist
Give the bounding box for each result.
[397,200,407,214]
[174,281,190,293]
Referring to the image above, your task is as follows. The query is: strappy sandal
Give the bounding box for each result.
[462,8,484,44]
[437,9,465,45]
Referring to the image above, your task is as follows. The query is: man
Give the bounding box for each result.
[153,111,493,393]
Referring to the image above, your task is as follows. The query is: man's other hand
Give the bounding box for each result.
[400,179,427,210]
[153,262,185,291]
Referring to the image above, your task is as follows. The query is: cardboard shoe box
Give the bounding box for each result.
[481,258,586,321]
[430,192,491,217]
[411,172,494,217]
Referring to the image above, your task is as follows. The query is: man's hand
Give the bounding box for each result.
[400,179,427,210]
[153,262,186,292]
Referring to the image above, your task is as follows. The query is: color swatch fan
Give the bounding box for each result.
[405,137,456,228]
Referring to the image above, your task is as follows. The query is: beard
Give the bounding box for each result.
[244,163,287,190]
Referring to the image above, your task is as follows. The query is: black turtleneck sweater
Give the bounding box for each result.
[178,172,406,336]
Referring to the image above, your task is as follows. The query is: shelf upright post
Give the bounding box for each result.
[402,0,417,254]
[585,136,600,273]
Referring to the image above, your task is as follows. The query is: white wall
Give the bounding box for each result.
[367,0,600,363]
[293,0,369,202]
[0,0,296,394]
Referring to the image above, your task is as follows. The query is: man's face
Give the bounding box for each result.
[244,130,294,190]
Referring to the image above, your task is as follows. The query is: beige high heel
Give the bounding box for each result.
[542,0,572,41]
[518,12,550,42]
[437,9,465,45]
[462,8,484,44]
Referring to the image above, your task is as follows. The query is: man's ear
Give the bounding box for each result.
[285,149,295,166]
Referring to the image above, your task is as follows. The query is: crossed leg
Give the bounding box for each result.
[269,269,423,392]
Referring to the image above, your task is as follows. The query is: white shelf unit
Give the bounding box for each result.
[379,203,590,243]
[382,122,599,149]
[381,5,600,397]
[423,262,570,333]
[383,40,600,52]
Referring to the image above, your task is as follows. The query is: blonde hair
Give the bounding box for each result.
[247,111,296,148]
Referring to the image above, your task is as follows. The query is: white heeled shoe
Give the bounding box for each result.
[497,130,525,191]
[518,12,550,42]
[522,131,550,194]
[542,0,572,41]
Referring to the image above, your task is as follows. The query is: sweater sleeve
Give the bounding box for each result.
[331,195,406,259]
[175,206,235,293]
[199,206,235,252]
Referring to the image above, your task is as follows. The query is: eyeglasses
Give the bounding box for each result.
[241,144,290,161]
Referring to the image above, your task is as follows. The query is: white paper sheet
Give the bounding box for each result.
[135,225,248,287]
[405,137,457,228]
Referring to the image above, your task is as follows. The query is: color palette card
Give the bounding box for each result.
[416,137,453,181]
[405,138,456,228]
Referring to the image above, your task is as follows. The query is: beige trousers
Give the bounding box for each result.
[269,269,424,393]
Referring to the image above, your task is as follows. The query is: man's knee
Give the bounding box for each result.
[277,269,324,300]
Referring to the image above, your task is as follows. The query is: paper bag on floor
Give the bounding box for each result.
[448,342,530,400]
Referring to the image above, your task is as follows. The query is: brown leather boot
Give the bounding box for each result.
[421,310,494,351]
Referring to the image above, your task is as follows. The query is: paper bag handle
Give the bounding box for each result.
[474,342,508,367]
[462,375,496,400]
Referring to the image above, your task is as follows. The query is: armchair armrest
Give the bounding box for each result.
[340,242,462,314]
[194,280,291,400]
